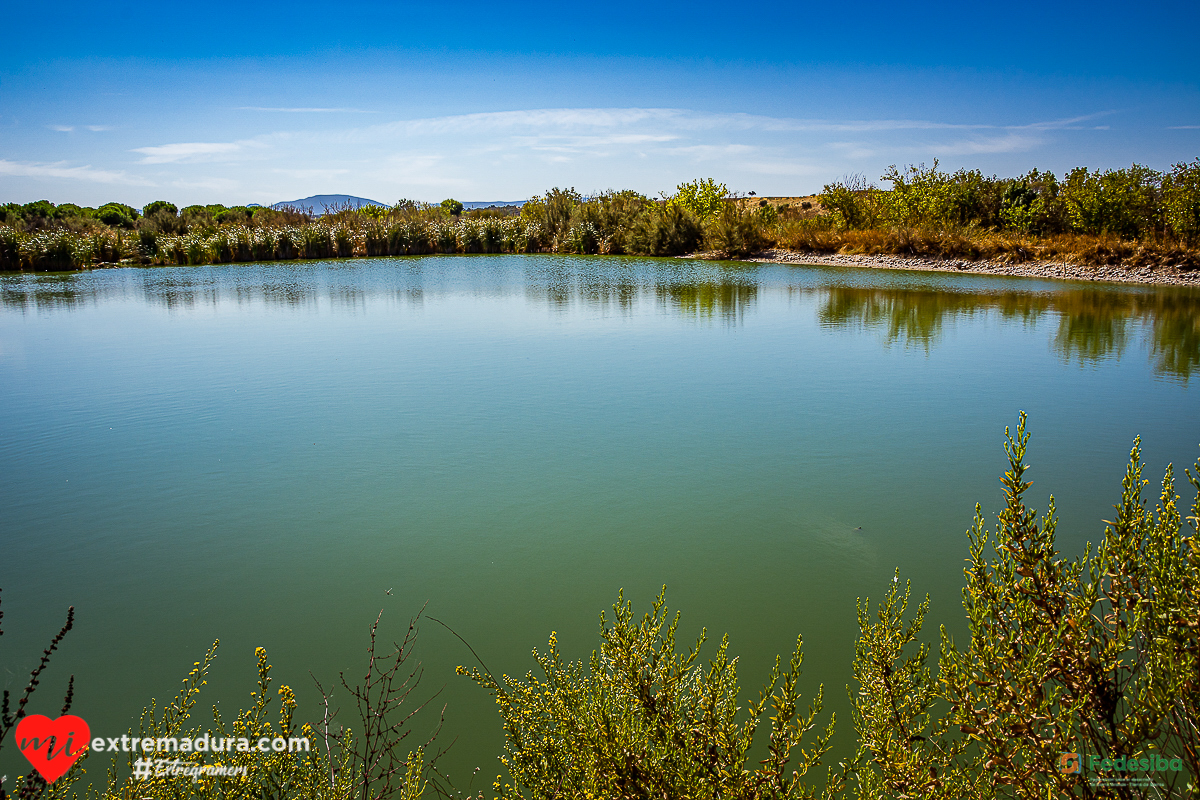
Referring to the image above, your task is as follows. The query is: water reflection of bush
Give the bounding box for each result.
[3,270,1197,380]
[656,281,757,323]
[815,285,1200,380]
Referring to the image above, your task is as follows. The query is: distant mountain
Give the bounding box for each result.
[271,194,388,213]
[269,195,527,214]
[462,201,525,209]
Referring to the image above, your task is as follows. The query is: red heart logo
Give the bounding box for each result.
[15,714,91,783]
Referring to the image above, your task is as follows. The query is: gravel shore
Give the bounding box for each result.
[706,249,1200,287]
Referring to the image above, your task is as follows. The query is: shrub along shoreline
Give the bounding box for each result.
[2,162,1199,284]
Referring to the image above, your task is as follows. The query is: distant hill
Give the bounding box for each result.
[269,196,527,214]
[271,194,388,213]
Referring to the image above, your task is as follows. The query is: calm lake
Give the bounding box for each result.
[1,255,1198,787]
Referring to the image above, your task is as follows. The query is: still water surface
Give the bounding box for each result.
[1,255,1197,784]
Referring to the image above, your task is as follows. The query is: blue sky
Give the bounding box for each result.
[1,0,1197,207]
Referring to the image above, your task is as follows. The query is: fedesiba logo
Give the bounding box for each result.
[1057,749,1187,788]
[1057,752,1081,774]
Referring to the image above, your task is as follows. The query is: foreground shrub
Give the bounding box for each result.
[1,604,435,800]
[459,417,1198,799]
[460,590,842,800]
[852,414,1199,799]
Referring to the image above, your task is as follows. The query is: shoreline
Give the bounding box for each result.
[4,249,1199,288]
[729,249,1200,287]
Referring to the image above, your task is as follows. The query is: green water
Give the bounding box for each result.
[1,255,1198,789]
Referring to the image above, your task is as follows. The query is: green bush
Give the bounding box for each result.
[819,176,879,231]
[704,200,770,257]
[142,200,178,217]
[434,222,458,254]
[460,590,841,800]
[5,623,431,800]
[629,204,704,256]
[561,221,601,254]
[569,190,649,254]
[364,220,388,256]
[521,188,581,246]
[850,414,1199,799]
[0,227,22,270]
[298,226,333,259]
[1163,158,1200,245]
[137,229,159,257]
[181,205,215,234]
[97,202,139,229]
[214,206,253,226]
[457,219,484,253]
[334,226,355,258]
[876,162,1001,229]
[1060,165,1161,239]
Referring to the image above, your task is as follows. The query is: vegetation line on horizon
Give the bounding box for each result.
[2,162,1200,272]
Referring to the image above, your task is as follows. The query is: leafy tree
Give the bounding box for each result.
[440,198,464,216]
[668,178,728,222]
[213,206,253,225]
[181,205,215,232]
[97,202,139,228]
[20,200,57,221]
[142,201,178,218]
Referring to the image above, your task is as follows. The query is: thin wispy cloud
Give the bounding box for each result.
[928,133,1044,156]
[0,159,153,185]
[661,144,757,160]
[1167,125,1200,129]
[170,177,241,192]
[330,107,1115,148]
[48,124,112,132]
[238,107,373,113]
[739,160,820,176]
[354,108,998,139]
[132,141,262,164]
[1011,112,1116,131]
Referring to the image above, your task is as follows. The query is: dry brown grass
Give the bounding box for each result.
[773,220,1200,270]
